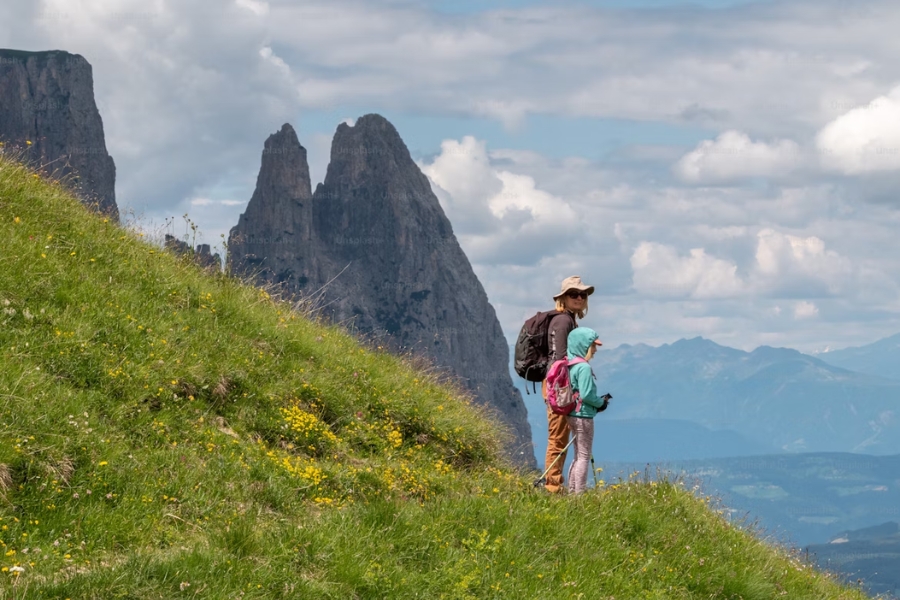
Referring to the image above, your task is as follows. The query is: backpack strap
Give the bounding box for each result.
[550,310,576,330]
[565,357,588,412]
[547,311,576,365]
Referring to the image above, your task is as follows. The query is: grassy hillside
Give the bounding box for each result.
[0,154,869,598]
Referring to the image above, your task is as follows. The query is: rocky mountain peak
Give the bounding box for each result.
[229,116,535,465]
[324,114,407,182]
[227,124,312,283]
[262,123,308,177]
[251,123,311,210]
[0,48,118,220]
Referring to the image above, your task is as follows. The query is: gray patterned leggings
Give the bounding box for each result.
[566,416,594,494]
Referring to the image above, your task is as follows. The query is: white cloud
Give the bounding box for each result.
[794,300,819,319]
[236,0,268,17]
[420,136,580,266]
[630,242,744,299]
[753,229,853,295]
[817,85,900,174]
[675,130,804,183]
[472,99,531,131]
[420,136,502,235]
[489,171,573,224]
[259,46,291,78]
[422,137,900,350]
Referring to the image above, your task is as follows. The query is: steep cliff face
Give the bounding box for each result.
[229,116,535,466]
[0,49,117,220]
[228,123,312,285]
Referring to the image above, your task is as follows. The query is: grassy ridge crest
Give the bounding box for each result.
[0,156,867,598]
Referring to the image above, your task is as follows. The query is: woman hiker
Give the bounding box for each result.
[565,326,609,494]
[542,276,593,493]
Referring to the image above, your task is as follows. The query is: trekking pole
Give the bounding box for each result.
[590,455,599,488]
[533,433,577,488]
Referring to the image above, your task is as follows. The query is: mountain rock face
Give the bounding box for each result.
[0,49,117,220]
[228,117,534,466]
[228,123,313,283]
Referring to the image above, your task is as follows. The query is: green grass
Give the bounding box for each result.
[0,155,872,598]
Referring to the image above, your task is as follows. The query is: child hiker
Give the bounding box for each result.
[565,327,609,494]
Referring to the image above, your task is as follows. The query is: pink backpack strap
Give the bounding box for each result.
[565,357,586,411]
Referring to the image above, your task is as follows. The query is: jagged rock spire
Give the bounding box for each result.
[228,123,312,284]
[229,115,535,466]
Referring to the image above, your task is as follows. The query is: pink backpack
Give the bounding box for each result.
[546,357,586,415]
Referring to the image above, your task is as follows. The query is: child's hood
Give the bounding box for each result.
[567,327,600,359]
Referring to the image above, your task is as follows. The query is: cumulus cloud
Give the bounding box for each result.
[674,130,804,183]
[752,229,853,295]
[817,85,900,174]
[422,136,898,350]
[420,136,580,265]
[793,301,819,319]
[420,137,502,235]
[630,242,744,299]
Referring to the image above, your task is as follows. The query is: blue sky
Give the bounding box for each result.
[3,0,900,354]
[296,107,713,163]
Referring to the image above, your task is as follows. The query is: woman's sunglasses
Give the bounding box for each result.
[565,291,588,299]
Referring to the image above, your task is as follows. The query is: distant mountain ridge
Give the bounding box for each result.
[817,332,900,381]
[588,336,900,455]
[514,334,900,465]
[512,366,768,465]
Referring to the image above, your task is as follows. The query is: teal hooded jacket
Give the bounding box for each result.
[566,327,608,419]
